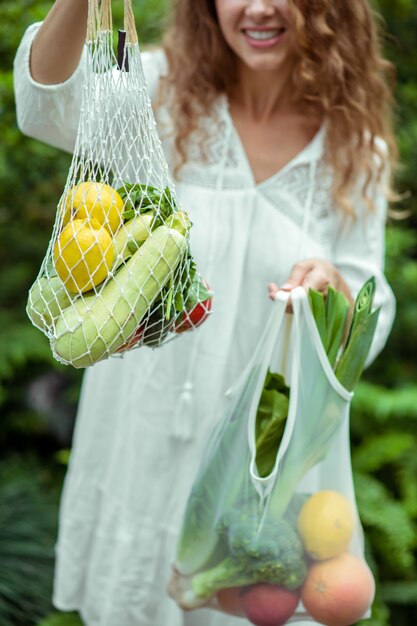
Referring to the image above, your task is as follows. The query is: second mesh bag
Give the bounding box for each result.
[26,0,212,368]
[169,287,376,626]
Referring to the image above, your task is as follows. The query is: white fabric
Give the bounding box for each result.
[14,22,394,626]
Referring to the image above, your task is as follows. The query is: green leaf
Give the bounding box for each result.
[36,612,84,626]
[308,288,326,345]
[324,286,350,367]
[335,307,380,391]
[254,370,290,477]
[345,276,376,348]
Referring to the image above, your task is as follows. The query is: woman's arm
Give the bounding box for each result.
[14,22,86,153]
[30,0,88,85]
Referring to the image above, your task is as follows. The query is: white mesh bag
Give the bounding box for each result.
[26,0,212,368]
[169,287,376,626]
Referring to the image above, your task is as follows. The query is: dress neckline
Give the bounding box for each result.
[218,94,326,189]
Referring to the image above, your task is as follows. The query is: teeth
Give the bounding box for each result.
[245,30,282,40]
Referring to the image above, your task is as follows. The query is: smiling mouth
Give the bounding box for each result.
[243,29,286,41]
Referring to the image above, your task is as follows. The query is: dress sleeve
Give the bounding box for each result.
[330,153,396,367]
[13,23,87,153]
[13,22,168,153]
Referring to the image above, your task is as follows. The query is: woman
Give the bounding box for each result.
[14,0,396,625]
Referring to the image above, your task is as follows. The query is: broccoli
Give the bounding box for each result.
[191,507,307,599]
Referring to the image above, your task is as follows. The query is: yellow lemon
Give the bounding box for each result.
[64,182,124,233]
[54,218,114,293]
[297,490,355,560]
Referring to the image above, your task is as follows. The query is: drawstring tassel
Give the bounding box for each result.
[171,380,195,441]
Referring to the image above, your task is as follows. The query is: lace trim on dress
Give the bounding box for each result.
[156,96,335,241]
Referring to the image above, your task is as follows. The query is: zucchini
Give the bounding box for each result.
[27,275,73,332]
[52,225,187,368]
[113,213,153,268]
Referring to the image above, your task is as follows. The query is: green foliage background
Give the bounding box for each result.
[0,1,416,625]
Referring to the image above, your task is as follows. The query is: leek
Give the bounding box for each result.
[267,277,380,518]
[308,288,327,345]
[324,286,350,367]
[176,366,259,575]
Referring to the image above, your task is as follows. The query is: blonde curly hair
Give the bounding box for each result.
[160,0,397,214]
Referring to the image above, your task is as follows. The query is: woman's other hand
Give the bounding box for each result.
[268,258,354,306]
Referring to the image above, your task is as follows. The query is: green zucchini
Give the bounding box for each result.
[113,213,153,268]
[52,225,187,368]
[27,275,73,332]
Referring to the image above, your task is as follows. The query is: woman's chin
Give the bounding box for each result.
[238,54,293,75]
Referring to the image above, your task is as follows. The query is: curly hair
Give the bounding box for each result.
[160,0,397,214]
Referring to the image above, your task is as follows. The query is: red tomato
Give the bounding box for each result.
[174,298,212,333]
[115,323,145,353]
[174,279,213,333]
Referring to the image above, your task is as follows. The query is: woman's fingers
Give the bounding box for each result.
[268,259,334,304]
[301,266,331,295]
[269,260,351,314]
[281,260,313,291]
[268,283,279,301]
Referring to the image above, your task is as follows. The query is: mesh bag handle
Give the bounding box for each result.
[87,0,137,44]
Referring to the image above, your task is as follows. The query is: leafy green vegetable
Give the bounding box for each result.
[255,371,289,478]
[335,277,380,390]
[324,286,350,367]
[308,278,379,388]
[308,288,327,345]
[116,182,177,223]
[336,307,380,391]
[344,276,376,347]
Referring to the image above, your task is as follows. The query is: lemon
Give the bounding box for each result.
[64,182,124,233]
[54,218,114,293]
[297,490,355,560]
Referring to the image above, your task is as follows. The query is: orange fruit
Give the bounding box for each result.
[301,553,375,626]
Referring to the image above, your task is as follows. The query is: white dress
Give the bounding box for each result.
[14,24,395,626]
